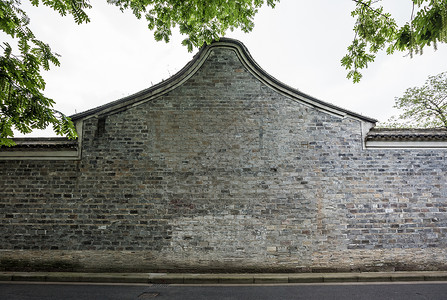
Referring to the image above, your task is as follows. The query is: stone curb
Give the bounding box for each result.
[1,272,447,284]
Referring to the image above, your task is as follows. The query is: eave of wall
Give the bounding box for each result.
[366,140,447,149]
[0,121,83,160]
[365,128,447,149]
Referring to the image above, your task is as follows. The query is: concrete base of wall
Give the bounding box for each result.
[311,249,447,272]
[1,249,447,273]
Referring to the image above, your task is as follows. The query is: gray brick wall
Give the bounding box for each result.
[1,47,446,272]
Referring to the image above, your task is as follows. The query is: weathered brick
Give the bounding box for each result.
[1,41,447,272]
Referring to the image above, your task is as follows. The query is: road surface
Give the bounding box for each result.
[1,281,447,299]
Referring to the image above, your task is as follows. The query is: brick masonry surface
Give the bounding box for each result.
[1,45,447,272]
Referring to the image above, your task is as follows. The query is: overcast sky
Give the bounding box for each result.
[12,0,447,136]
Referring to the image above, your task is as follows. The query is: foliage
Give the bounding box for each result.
[0,0,85,146]
[107,0,279,52]
[342,0,447,83]
[0,0,278,146]
[381,71,447,128]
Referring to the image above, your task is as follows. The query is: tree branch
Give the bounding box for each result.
[425,95,447,126]
[351,0,394,23]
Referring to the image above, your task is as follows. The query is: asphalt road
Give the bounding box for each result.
[1,282,447,300]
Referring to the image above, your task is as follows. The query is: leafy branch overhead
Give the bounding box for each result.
[0,0,85,146]
[342,0,447,83]
[107,0,279,52]
[0,0,278,146]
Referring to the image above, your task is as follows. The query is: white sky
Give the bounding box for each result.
[11,0,447,136]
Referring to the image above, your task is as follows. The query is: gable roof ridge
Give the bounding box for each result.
[215,38,377,123]
[70,38,377,124]
[70,43,209,121]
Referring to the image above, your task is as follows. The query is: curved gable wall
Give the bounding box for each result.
[1,40,446,272]
[70,39,376,124]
